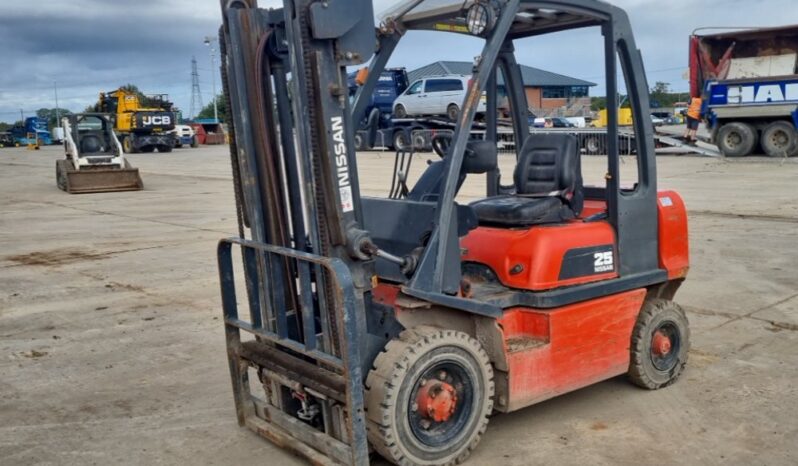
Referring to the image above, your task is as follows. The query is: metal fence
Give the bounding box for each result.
[493,129,637,157]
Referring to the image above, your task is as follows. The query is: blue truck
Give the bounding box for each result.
[691,26,798,157]
[10,117,53,146]
[350,67,491,151]
[348,67,409,118]
[349,67,491,151]
[349,67,414,150]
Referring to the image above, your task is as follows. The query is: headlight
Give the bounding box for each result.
[466,3,495,36]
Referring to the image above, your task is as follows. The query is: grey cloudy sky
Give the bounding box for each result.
[1,0,797,123]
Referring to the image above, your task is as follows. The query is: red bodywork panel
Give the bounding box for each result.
[657,191,690,280]
[461,220,618,291]
[498,289,646,411]
[460,193,689,290]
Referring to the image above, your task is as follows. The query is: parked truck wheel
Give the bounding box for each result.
[365,326,494,466]
[394,104,408,119]
[412,132,429,152]
[584,136,602,155]
[761,121,798,158]
[447,104,460,121]
[717,122,757,157]
[354,132,367,151]
[393,130,409,152]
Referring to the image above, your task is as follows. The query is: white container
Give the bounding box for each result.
[52,127,65,143]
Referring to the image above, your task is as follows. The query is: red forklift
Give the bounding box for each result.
[216,1,690,465]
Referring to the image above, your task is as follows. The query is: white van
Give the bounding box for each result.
[392,75,486,121]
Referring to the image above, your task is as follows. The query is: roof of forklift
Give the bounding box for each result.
[380,0,609,38]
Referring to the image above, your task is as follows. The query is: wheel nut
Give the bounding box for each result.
[438,370,447,380]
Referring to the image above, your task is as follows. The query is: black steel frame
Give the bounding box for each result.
[355,0,661,308]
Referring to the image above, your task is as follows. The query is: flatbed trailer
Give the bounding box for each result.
[355,116,485,151]
[367,123,713,158]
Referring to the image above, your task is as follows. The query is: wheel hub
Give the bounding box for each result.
[416,378,458,423]
[652,330,672,356]
[726,132,742,147]
[771,131,788,147]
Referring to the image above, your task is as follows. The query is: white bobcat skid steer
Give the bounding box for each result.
[57,113,143,194]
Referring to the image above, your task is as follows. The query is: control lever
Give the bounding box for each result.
[359,240,417,276]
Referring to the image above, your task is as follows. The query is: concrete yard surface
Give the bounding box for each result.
[1,145,797,465]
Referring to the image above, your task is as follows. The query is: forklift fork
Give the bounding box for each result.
[218,238,368,465]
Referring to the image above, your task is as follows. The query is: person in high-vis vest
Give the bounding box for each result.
[683,96,703,144]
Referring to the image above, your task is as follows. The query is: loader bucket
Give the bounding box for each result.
[56,159,143,194]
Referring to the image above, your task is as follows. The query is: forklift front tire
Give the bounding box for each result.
[365,326,494,466]
[628,299,690,390]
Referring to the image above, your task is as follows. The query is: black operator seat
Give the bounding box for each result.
[470,133,583,226]
[407,139,497,203]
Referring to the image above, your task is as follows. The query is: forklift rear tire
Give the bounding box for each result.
[717,122,757,157]
[365,326,494,466]
[628,299,690,390]
[761,121,798,158]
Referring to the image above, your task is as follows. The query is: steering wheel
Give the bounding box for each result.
[431,133,453,159]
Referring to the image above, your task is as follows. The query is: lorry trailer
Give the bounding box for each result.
[691,25,798,157]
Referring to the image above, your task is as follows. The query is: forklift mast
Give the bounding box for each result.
[218,0,379,463]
